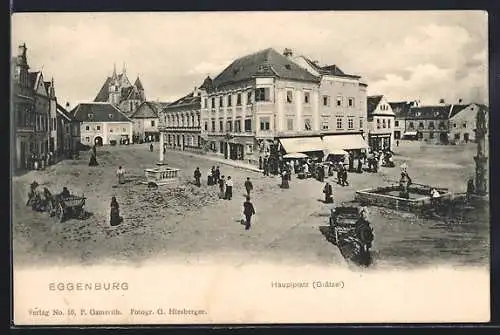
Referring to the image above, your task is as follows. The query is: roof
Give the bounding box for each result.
[71,102,133,122]
[199,76,214,91]
[212,48,319,89]
[367,95,383,115]
[448,104,472,119]
[28,71,39,89]
[389,101,414,118]
[301,57,361,78]
[163,92,200,111]
[94,77,112,102]
[407,105,451,120]
[134,77,144,91]
[56,103,75,121]
[130,101,170,118]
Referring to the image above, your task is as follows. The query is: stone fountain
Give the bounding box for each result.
[142,132,180,186]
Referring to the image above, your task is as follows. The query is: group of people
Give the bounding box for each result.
[25,151,57,171]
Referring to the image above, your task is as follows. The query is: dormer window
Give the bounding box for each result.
[109,113,114,119]
[416,112,421,117]
[434,111,439,117]
[88,113,94,119]
[285,64,291,70]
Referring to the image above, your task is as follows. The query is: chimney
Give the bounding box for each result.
[283,48,293,58]
[18,43,27,57]
[65,102,71,111]
[439,98,445,105]
[458,98,463,104]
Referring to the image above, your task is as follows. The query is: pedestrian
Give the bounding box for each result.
[225,176,233,200]
[89,145,99,166]
[149,143,154,152]
[219,175,226,198]
[466,178,475,201]
[243,196,256,230]
[323,181,333,203]
[116,165,125,184]
[214,166,221,184]
[342,167,349,186]
[259,156,263,170]
[110,196,123,226]
[280,170,289,189]
[357,157,363,173]
[207,167,213,186]
[396,140,399,147]
[244,177,253,197]
[194,167,201,187]
[263,157,268,176]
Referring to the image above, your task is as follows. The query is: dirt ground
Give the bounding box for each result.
[12,140,489,270]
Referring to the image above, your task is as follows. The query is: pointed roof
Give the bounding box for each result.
[28,71,39,89]
[130,101,171,118]
[367,95,383,115]
[134,77,144,90]
[56,103,75,121]
[199,76,214,91]
[448,104,471,119]
[211,48,319,89]
[94,77,112,102]
[389,101,414,118]
[71,102,133,122]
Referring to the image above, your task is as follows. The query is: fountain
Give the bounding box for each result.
[141,132,180,186]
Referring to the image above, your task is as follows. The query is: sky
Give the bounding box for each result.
[11,11,488,107]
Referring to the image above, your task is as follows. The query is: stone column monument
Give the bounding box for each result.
[158,132,165,165]
[473,107,488,196]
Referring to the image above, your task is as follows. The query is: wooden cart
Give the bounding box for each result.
[48,194,87,222]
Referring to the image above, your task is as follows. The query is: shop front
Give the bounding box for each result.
[368,133,392,151]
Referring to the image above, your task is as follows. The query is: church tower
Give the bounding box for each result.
[108,63,120,105]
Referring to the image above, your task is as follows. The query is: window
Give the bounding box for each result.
[348,118,354,129]
[227,95,232,107]
[409,122,414,129]
[219,97,223,108]
[211,98,215,109]
[110,128,113,133]
[359,118,363,129]
[336,96,342,107]
[453,123,457,128]
[88,113,94,119]
[377,119,381,129]
[348,98,354,108]
[204,122,208,131]
[244,119,252,132]
[247,144,253,153]
[429,132,434,139]
[388,119,391,128]
[211,120,215,132]
[237,93,242,106]
[260,117,270,131]
[219,120,224,132]
[336,118,343,129]
[304,118,312,131]
[419,122,424,128]
[255,88,270,102]
[85,125,90,131]
[85,137,90,142]
[227,120,233,132]
[395,120,399,127]
[462,122,467,128]
[286,90,293,103]
[235,120,241,132]
[323,95,330,106]
[151,120,155,127]
[286,119,294,131]
[454,133,460,140]
[382,119,386,128]
[304,91,310,104]
[96,125,101,131]
[122,128,126,132]
[321,121,329,130]
[247,91,253,104]
[428,121,434,129]
[440,121,446,129]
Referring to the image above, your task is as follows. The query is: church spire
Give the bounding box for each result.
[122,62,126,75]
[112,63,117,79]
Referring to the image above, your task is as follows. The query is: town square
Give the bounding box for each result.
[11,12,489,270]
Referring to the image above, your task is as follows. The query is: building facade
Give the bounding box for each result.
[11,44,54,171]
[388,101,418,140]
[367,95,395,151]
[94,64,146,116]
[160,87,203,154]
[448,103,488,144]
[405,105,451,144]
[130,101,169,143]
[71,102,133,146]
[56,103,80,156]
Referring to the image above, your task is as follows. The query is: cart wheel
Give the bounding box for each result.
[57,203,65,222]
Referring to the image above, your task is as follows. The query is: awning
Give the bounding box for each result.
[322,134,368,151]
[279,137,326,153]
[403,131,418,136]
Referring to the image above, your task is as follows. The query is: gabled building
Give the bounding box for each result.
[405,104,451,144]
[367,95,395,151]
[94,64,146,116]
[448,103,488,144]
[71,102,133,146]
[388,101,418,140]
[130,101,170,143]
[56,103,80,156]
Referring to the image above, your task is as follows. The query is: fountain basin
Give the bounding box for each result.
[355,184,453,212]
[142,166,180,186]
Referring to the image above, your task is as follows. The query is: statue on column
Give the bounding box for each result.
[473,107,488,196]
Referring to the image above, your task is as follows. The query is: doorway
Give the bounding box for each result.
[94,136,103,146]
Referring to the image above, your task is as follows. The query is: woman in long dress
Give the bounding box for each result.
[110,196,123,226]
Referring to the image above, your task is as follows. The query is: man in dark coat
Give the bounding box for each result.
[323,182,333,203]
[214,166,221,184]
[244,177,253,197]
[259,156,263,170]
[243,196,256,230]
[194,167,201,187]
[219,175,226,198]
